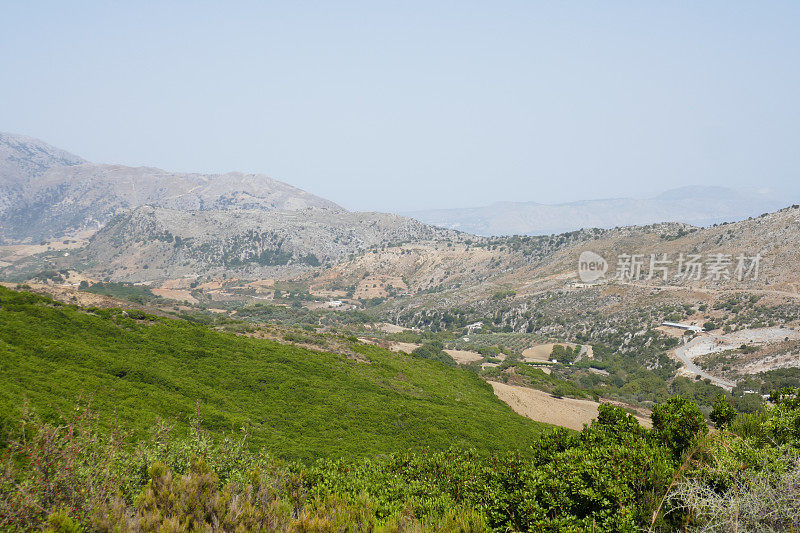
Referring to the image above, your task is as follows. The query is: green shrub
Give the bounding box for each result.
[9,392,800,532]
[411,341,457,367]
[710,397,737,429]
[0,286,544,463]
[651,396,708,459]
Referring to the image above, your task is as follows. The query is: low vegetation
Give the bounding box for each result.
[4,283,800,531]
[0,287,545,463]
[79,281,162,305]
[5,391,800,531]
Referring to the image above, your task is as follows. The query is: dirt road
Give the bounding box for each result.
[674,341,736,390]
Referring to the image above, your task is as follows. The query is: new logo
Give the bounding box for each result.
[578,251,608,283]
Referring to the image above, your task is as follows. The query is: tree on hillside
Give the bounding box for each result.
[651,396,708,459]
[710,396,737,429]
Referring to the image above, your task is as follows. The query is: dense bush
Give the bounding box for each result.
[410,341,457,367]
[651,396,708,459]
[7,388,800,531]
[80,282,162,305]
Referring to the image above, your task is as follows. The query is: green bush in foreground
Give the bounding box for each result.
[4,285,800,531]
[5,391,800,531]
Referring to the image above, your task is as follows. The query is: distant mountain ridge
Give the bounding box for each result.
[405,186,787,236]
[0,133,342,243]
[4,132,798,293]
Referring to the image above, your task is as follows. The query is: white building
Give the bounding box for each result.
[466,322,483,333]
[662,321,704,333]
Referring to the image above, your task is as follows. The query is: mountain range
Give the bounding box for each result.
[404,186,787,236]
[3,132,793,245]
[2,132,800,294]
[0,132,341,243]
[74,205,462,282]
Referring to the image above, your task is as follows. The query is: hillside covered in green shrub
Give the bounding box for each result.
[0,286,546,463]
[5,391,800,531]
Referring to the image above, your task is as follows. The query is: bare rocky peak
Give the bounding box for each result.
[0,132,86,186]
[26,164,343,212]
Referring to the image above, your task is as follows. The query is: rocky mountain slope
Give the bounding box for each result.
[510,204,800,293]
[405,186,786,236]
[0,132,87,185]
[303,205,800,333]
[308,222,696,302]
[0,133,342,243]
[66,206,464,282]
[3,133,799,307]
[0,133,88,229]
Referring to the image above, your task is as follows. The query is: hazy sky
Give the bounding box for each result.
[2,2,799,211]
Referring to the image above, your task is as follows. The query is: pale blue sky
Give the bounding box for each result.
[1,1,798,211]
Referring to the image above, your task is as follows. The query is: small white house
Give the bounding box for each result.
[466,322,483,333]
[662,321,704,333]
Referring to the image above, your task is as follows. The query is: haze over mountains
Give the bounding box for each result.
[0,132,341,243]
[2,132,799,293]
[405,186,787,236]
[1,132,792,245]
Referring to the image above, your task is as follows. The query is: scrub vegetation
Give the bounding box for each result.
[4,285,800,531]
[0,287,544,463]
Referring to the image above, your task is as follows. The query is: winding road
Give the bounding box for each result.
[671,327,800,391]
[673,338,736,390]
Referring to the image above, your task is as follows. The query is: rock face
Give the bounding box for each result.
[0,133,88,233]
[0,133,343,243]
[76,206,463,282]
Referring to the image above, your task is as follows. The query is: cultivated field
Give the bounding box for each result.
[443,349,483,364]
[490,382,601,430]
[490,381,651,430]
[521,342,592,362]
[449,332,546,354]
[389,341,422,354]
